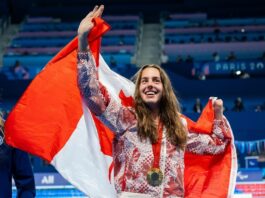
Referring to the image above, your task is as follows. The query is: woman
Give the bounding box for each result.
[77,5,232,197]
[0,112,36,198]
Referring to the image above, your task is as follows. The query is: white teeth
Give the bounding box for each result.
[146,91,156,95]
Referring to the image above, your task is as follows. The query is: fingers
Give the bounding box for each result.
[213,99,224,114]
[93,5,99,12]
[85,5,98,18]
[213,99,223,107]
[211,97,222,107]
[213,99,224,120]
[96,5,104,17]
[86,5,104,18]
[93,5,104,17]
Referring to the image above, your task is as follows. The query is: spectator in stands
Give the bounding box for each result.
[77,5,235,197]
[165,38,170,44]
[1,109,9,119]
[232,97,244,112]
[212,19,219,27]
[0,111,36,198]
[225,36,232,42]
[208,37,213,43]
[161,50,169,64]
[0,71,7,80]
[11,60,30,80]
[254,105,262,112]
[185,55,194,63]
[258,35,264,41]
[110,56,117,67]
[118,35,124,46]
[263,102,265,111]
[259,51,265,61]
[212,52,220,62]
[189,37,195,43]
[213,27,220,34]
[254,102,265,112]
[0,0,11,34]
[226,51,237,61]
[193,98,203,113]
[176,55,183,64]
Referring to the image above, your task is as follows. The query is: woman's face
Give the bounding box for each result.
[139,67,163,110]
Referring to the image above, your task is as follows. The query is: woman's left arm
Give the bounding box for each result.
[186,99,232,154]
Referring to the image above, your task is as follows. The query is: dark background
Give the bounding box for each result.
[1,0,265,23]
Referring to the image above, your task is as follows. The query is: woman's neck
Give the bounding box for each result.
[151,110,160,125]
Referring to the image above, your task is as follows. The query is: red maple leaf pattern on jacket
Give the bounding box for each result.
[77,52,232,198]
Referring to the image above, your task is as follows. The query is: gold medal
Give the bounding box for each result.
[147,167,163,186]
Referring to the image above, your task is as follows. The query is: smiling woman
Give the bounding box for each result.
[76,5,235,198]
[139,66,164,110]
[134,64,187,147]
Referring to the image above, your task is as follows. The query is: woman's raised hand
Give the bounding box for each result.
[78,5,104,51]
[213,99,224,120]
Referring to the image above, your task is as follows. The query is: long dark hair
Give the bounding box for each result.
[133,64,187,149]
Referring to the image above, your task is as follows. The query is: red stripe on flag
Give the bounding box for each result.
[184,145,232,198]
[5,18,110,162]
[5,50,83,162]
[92,115,114,156]
[183,100,233,198]
[181,99,214,134]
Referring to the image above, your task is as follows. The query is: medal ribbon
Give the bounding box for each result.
[152,121,163,169]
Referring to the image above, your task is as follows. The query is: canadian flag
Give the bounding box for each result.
[5,18,237,198]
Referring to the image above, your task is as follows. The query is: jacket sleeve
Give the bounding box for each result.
[186,117,232,154]
[77,51,136,134]
[12,148,36,198]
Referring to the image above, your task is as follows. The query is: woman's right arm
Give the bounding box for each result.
[77,5,136,134]
[77,5,108,116]
[77,51,136,134]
